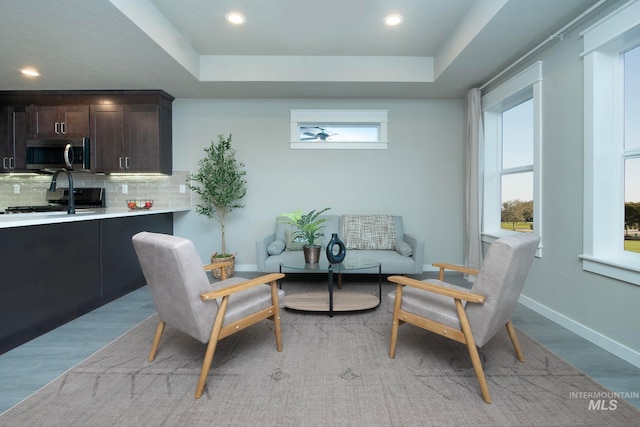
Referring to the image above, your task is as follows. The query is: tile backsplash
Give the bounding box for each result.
[0,170,191,210]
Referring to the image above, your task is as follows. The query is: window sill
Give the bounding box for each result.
[289,141,388,150]
[580,255,640,287]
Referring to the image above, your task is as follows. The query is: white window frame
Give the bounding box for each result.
[290,109,388,149]
[481,62,543,256]
[581,0,640,286]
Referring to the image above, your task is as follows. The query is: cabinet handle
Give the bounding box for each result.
[125,157,131,169]
[9,157,14,169]
[119,157,124,169]
[55,122,60,134]
[61,122,66,135]
[3,157,8,169]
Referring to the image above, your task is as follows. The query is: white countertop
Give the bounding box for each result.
[0,206,190,229]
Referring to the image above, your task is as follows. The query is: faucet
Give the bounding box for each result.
[49,168,75,214]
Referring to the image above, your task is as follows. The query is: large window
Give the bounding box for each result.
[582,0,640,285]
[482,62,542,254]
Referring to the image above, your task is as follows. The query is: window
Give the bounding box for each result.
[581,0,640,285]
[481,62,542,255]
[290,109,388,149]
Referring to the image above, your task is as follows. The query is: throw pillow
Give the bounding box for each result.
[394,240,413,257]
[341,214,396,250]
[267,239,285,255]
[284,229,306,251]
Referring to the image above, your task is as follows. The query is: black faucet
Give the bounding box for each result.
[49,168,75,214]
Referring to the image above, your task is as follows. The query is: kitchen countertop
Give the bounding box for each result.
[0,206,190,229]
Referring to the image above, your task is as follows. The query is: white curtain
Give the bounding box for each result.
[465,88,483,275]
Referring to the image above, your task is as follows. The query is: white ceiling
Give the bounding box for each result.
[0,0,603,99]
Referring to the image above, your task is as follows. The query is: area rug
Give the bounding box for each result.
[1,282,638,426]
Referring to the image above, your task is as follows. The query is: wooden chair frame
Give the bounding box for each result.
[388,263,525,404]
[147,261,285,399]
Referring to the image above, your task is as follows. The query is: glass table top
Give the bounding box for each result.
[280,258,380,272]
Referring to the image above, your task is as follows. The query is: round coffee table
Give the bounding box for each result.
[279,258,381,317]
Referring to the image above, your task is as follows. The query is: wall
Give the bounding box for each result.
[484,0,640,364]
[171,98,465,271]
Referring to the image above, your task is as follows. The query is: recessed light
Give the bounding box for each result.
[226,12,245,25]
[20,68,40,77]
[384,14,403,26]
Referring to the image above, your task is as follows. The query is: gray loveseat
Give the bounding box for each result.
[256,214,424,275]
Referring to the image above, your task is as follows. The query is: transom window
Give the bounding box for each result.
[290,109,388,149]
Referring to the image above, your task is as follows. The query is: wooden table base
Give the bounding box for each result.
[285,291,379,312]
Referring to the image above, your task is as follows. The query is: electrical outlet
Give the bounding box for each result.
[13,184,20,194]
[122,184,128,194]
[179,184,186,193]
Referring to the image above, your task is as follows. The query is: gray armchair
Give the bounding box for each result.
[132,232,285,399]
[387,233,540,403]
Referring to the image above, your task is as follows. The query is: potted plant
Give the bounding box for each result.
[187,133,247,278]
[279,208,331,263]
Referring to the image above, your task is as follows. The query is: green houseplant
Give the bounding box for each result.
[187,133,247,277]
[279,208,331,263]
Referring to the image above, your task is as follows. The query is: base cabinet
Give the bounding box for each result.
[0,213,173,354]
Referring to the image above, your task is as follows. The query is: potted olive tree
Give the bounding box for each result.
[187,133,247,278]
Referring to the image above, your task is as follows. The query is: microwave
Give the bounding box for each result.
[26,138,90,171]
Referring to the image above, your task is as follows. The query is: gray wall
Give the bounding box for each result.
[486,1,640,363]
[171,99,465,271]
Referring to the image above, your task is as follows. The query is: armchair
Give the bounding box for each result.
[387,233,540,403]
[132,232,285,399]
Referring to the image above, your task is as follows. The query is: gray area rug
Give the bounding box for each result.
[1,281,638,426]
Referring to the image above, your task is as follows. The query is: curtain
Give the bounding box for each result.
[465,88,483,276]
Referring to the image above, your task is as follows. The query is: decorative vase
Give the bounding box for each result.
[210,253,235,279]
[303,245,321,264]
[326,233,346,264]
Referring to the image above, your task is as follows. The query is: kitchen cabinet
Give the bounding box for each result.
[0,212,173,354]
[0,105,30,171]
[31,105,89,139]
[91,103,172,174]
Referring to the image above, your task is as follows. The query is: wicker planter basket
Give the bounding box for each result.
[210,254,236,279]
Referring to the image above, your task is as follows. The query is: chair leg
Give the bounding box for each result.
[455,300,491,404]
[389,284,404,359]
[148,320,166,362]
[195,296,229,399]
[505,321,525,362]
[271,281,283,352]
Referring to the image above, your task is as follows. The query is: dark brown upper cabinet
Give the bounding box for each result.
[31,105,89,139]
[0,105,30,171]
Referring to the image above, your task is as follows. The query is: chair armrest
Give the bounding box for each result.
[203,261,233,272]
[432,262,479,280]
[388,275,485,304]
[200,273,285,301]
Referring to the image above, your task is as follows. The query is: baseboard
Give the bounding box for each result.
[519,294,640,369]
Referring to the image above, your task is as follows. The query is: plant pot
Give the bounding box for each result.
[303,245,321,264]
[210,253,235,279]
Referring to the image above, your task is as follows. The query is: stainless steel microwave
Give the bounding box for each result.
[26,138,90,171]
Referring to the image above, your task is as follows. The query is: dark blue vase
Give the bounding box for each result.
[326,233,346,263]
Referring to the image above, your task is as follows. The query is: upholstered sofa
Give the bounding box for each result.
[256,214,424,275]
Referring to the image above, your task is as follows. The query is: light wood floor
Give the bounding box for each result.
[1,275,639,413]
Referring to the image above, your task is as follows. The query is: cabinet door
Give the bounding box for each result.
[31,105,60,138]
[124,104,160,172]
[0,105,30,172]
[61,105,90,138]
[32,105,89,138]
[90,104,124,172]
